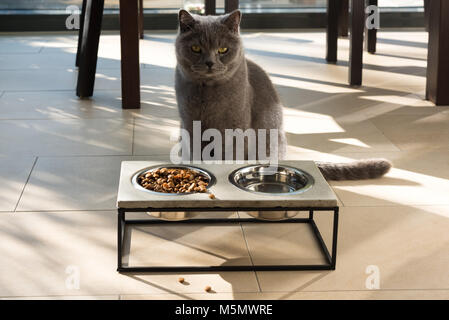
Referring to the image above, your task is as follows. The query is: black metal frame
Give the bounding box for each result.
[117,206,339,273]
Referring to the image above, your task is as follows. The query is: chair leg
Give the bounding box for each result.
[205,0,216,15]
[426,0,449,105]
[326,0,339,63]
[138,0,144,39]
[366,0,378,54]
[76,0,104,98]
[338,0,349,37]
[349,0,364,86]
[225,0,239,13]
[119,0,141,109]
[424,0,430,32]
[75,0,87,67]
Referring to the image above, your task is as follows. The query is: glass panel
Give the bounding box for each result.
[378,0,423,7]
[0,0,83,10]
[0,0,183,10]
[0,0,424,10]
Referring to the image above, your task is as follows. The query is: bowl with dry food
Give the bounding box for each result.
[229,164,314,221]
[132,165,215,220]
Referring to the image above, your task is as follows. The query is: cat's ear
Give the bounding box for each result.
[179,9,196,33]
[222,10,241,33]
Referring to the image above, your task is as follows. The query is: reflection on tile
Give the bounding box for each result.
[133,118,180,156]
[126,224,251,267]
[0,53,81,71]
[0,89,179,121]
[328,149,449,207]
[281,87,441,126]
[0,295,119,300]
[285,119,399,153]
[0,119,133,157]
[241,222,327,266]
[15,156,171,211]
[371,113,449,151]
[0,90,124,120]
[16,157,122,211]
[0,37,46,53]
[0,69,77,91]
[0,210,258,297]
[256,206,449,292]
[0,211,120,297]
[120,289,449,300]
[119,272,260,295]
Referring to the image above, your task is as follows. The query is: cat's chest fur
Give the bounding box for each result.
[176,68,252,132]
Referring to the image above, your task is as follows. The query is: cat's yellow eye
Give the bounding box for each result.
[218,47,228,54]
[191,45,201,53]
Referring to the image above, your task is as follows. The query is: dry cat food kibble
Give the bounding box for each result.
[204,285,212,292]
[178,277,185,283]
[208,193,215,199]
[138,167,209,193]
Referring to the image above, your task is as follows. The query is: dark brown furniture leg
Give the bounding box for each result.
[76,0,104,98]
[119,0,141,109]
[366,0,378,54]
[424,0,430,32]
[338,0,349,37]
[225,0,239,13]
[75,0,87,67]
[326,0,340,63]
[138,0,144,39]
[205,0,216,15]
[426,0,449,105]
[349,0,364,86]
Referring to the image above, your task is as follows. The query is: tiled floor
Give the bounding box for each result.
[0,30,448,300]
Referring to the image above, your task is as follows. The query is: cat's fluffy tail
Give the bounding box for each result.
[317,159,392,181]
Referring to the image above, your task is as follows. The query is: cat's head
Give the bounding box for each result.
[175,9,243,82]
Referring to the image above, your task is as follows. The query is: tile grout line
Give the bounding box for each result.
[238,221,262,293]
[14,209,116,213]
[13,156,38,213]
[330,187,346,207]
[366,117,404,152]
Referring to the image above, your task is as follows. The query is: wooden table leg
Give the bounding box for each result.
[205,0,216,15]
[326,0,340,63]
[138,0,144,39]
[119,0,141,109]
[76,0,104,98]
[75,0,87,67]
[338,0,349,37]
[366,0,378,54]
[225,0,239,13]
[424,0,430,32]
[349,0,364,86]
[426,0,449,105]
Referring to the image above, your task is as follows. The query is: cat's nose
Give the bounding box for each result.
[205,61,214,68]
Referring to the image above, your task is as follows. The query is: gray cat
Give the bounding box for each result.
[174,9,391,180]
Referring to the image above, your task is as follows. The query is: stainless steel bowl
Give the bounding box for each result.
[149,211,197,221]
[131,164,215,221]
[229,164,314,221]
